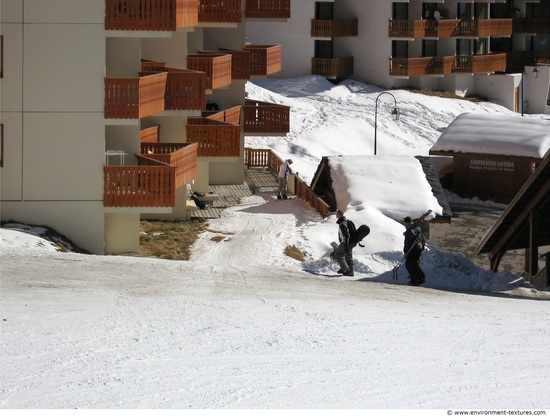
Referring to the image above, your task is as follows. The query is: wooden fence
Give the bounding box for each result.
[139,142,198,188]
[244,0,291,19]
[187,118,241,157]
[244,148,331,216]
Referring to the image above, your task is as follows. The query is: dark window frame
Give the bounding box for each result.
[0,124,4,167]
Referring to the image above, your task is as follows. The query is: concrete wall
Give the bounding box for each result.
[245,0,317,78]
[1,0,108,254]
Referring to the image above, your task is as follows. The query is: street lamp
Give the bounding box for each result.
[374,92,400,155]
[521,56,537,117]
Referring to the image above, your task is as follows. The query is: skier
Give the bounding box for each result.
[403,216,426,286]
[277,159,294,199]
[331,209,354,276]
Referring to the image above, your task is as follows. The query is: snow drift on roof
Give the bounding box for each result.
[430,113,550,158]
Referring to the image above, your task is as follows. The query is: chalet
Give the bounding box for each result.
[476,149,550,289]
[430,113,550,203]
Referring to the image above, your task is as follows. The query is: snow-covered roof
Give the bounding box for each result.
[430,113,550,158]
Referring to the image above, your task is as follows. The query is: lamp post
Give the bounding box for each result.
[521,56,537,117]
[374,92,400,155]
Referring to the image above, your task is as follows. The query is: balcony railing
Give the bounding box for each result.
[513,18,550,34]
[312,57,354,78]
[453,53,507,73]
[104,163,176,207]
[390,54,506,76]
[187,53,232,89]
[198,0,242,23]
[203,105,243,125]
[243,99,290,134]
[244,148,330,216]
[104,142,198,208]
[389,19,512,38]
[141,60,207,111]
[244,45,282,76]
[454,19,512,37]
[105,72,168,119]
[216,49,252,79]
[186,118,241,157]
[389,19,459,38]
[311,19,358,38]
[244,0,290,19]
[140,125,161,143]
[139,142,198,188]
[105,0,198,31]
[390,56,455,76]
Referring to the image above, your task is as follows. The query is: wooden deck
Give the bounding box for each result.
[190,168,279,219]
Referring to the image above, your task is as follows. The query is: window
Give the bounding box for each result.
[0,124,3,167]
[0,35,3,78]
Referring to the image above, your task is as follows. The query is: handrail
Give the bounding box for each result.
[104,163,176,207]
[105,0,198,31]
[104,72,168,119]
[243,99,290,134]
[198,0,242,23]
[186,118,241,157]
[244,0,290,19]
[244,148,330,216]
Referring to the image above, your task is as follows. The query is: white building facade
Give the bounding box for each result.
[247,0,550,114]
[1,0,290,254]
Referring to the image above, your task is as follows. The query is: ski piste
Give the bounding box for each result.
[392,209,432,280]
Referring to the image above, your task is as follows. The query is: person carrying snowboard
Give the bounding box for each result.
[277,159,294,199]
[331,209,354,276]
[403,216,426,286]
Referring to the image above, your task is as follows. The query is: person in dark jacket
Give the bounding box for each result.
[403,216,425,286]
[331,209,354,276]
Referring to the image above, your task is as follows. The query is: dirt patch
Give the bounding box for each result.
[139,219,209,260]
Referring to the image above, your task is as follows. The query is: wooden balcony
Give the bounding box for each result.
[389,18,512,38]
[453,53,507,73]
[140,125,161,143]
[141,60,207,111]
[187,53,232,89]
[105,72,168,119]
[513,18,550,34]
[140,142,198,188]
[311,19,358,38]
[198,0,242,23]
[104,142,198,208]
[243,99,290,134]
[244,45,282,76]
[202,105,243,125]
[104,163,175,207]
[454,19,512,37]
[244,0,290,19]
[389,56,455,76]
[311,57,354,78]
[216,49,252,80]
[186,118,241,157]
[105,0,198,31]
[390,54,506,76]
[389,19,459,38]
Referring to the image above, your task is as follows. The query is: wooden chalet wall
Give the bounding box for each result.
[452,154,540,203]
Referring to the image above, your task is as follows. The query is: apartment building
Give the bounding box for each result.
[0,0,291,254]
[247,0,550,114]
